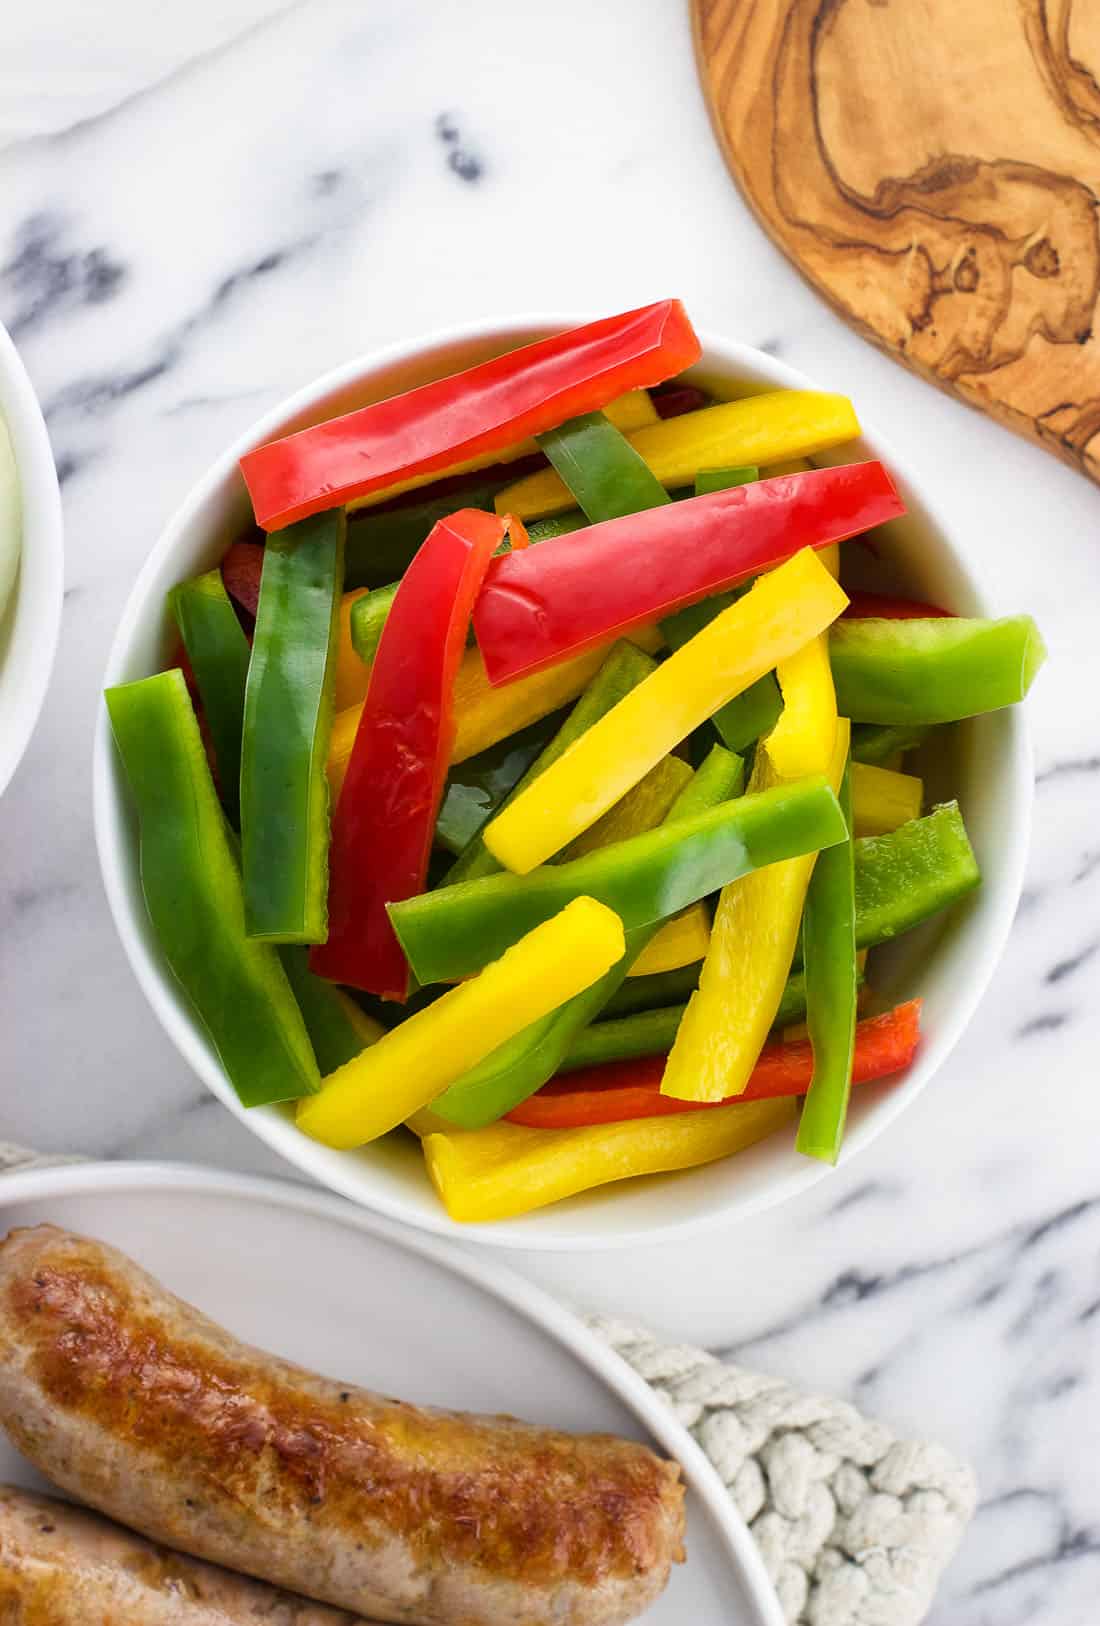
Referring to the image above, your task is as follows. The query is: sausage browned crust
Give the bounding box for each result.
[0,1484,364,1623]
[0,1227,684,1625]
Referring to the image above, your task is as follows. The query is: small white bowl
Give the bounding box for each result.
[0,323,63,796]
[94,317,1033,1251]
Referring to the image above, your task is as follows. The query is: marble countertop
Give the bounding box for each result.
[1,2,1097,1619]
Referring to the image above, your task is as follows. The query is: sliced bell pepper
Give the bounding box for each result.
[844,800,980,955]
[626,904,710,978]
[429,751,732,1131]
[694,465,759,494]
[494,391,862,520]
[279,946,385,1074]
[327,626,662,801]
[661,589,783,753]
[220,540,265,619]
[105,670,320,1107]
[830,615,1046,723]
[561,970,824,1072]
[798,752,858,1163]
[169,569,251,827]
[851,761,923,837]
[483,547,848,873]
[240,303,697,530]
[558,755,692,862]
[505,1002,921,1128]
[422,1096,797,1222]
[240,509,345,942]
[435,714,561,857]
[311,510,507,998]
[652,383,710,418]
[842,590,951,619]
[661,647,842,1103]
[297,896,626,1149]
[446,641,658,886]
[536,408,670,522]
[391,773,846,985]
[333,588,372,710]
[851,722,929,766]
[475,462,900,685]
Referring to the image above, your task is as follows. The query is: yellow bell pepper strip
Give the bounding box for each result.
[332,588,371,710]
[483,547,848,874]
[830,615,1046,723]
[797,751,858,1164]
[105,670,320,1107]
[326,627,662,800]
[661,664,843,1104]
[240,508,345,943]
[169,569,251,828]
[295,897,625,1149]
[390,774,847,985]
[851,723,928,765]
[242,302,694,529]
[851,761,923,837]
[422,1096,797,1223]
[429,753,725,1132]
[495,392,861,520]
[279,946,385,1074]
[475,463,898,685]
[626,903,710,978]
[447,640,658,885]
[343,387,659,517]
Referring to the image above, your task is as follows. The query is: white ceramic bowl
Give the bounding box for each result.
[94,316,1033,1250]
[0,323,63,796]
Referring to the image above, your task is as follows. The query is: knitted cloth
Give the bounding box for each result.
[0,1144,975,1624]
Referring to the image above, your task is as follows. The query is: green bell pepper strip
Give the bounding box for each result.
[344,475,511,589]
[279,945,379,1075]
[602,962,706,1018]
[695,465,758,494]
[560,971,817,1073]
[434,713,563,857]
[850,722,929,765]
[445,639,658,886]
[349,581,398,667]
[789,799,981,970]
[390,776,847,986]
[240,509,346,942]
[536,409,670,522]
[169,570,251,828]
[105,670,320,1107]
[830,615,1045,724]
[527,511,589,542]
[431,746,742,1128]
[797,759,858,1163]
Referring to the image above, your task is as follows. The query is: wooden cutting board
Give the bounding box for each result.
[692,0,1100,483]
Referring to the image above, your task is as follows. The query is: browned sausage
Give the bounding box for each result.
[0,1227,684,1625]
[0,1484,365,1623]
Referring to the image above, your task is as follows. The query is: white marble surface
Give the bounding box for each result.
[0,2,1098,1619]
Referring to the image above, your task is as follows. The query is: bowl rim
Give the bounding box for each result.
[0,321,64,797]
[94,312,1034,1251]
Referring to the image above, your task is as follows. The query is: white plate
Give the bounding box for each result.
[0,1161,781,1626]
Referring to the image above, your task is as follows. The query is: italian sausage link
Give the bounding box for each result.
[0,1484,364,1623]
[0,1228,684,1626]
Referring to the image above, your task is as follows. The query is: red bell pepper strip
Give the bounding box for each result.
[504,1000,921,1127]
[220,540,265,620]
[474,462,904,686]
[842,591,951,620]
[310,509,507,999]
[239,302,701,531]
[652,384,710,419]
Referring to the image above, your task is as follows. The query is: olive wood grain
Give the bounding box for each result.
[692,0,1100,481]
